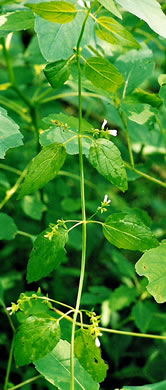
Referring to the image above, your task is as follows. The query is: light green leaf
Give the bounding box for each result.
[74,329,108,383]
[35,11,94,62]
[18,143,66,198]
[0,106,23,159]
[0,10,34,33]
[123,103,154,125]
[115,0,166,38]
[0,213,18,240]
[84,57,124,93]
[21,193,46,221]
[89,138,128,192]
[109,285,137,311]
[44,59,70,88]
[14,315,60,366]
[135,242,166,303]
[121,379,166,390]
[35,339,100,390]
[159,85,166,107]
[97,0,122,19]
[95,16,140,49]
[124,89,162,108]
[103,213,159,252]
[115,46,154,95]
[27,228,68,283]
[26,1,77,24]
[40,113,93,155]
[16,291,53,324]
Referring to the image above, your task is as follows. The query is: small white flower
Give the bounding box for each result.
[86,1,91,7]
[101,119,107,130]
[78,0,85,7]
[108,129,117,136]
[104,194,111,204]
[95,337,100,347]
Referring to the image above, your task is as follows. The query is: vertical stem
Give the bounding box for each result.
[4,337,14,390]
[121,111,135,168]
[70,8,92,390]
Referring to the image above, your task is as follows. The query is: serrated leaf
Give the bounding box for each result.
[27,228,68,283]
[109,285,137,311]
[0,106,23,159]
[98,0,122,19]
[115,0,166,39]
[89,138,128,192]
[18,143,66,198]
[74,329,108,383]
[84,57,124,93]
[0,10,34,33]
[14,315,60,366]
[95,16,140,49]
[103,213,159,252]
[35,11,94,62]
[121,379,166,390]
[35,339,99,390]
[135,243,166,303]
[0,213,18,240]
[44,59,70,88]
[26,1,77,24]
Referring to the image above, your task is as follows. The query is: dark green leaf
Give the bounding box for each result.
[14,315,60,366]
[26,1,77,24]
[0,10,34,33]
[115,0,166,38]
[125,89,162,108]
[109,285,137,311]
[84,57,124,93]
[0,213,18,240]
[16,291,53,323]
[18,143,66,198]
[135,242,166,303]
[35,339,100,389]
[21,193,46,221]
[103,213,159,252]
[27,228,68,282]
[0,106,23,159]
[95,16,140,48]
[97,0,122,19]
[74,329,108,383]
[121,379,166,390]
[44,59,70,88]
[89,138,128,192]
[132,301,153,333]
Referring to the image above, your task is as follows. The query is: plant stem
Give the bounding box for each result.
[0,168,28,210]
[70,8,91,389]
[9,375,41,390]
[3,337,14,390]
[121,111,135,167]
[0,163,21,175]
[124,161,166,188]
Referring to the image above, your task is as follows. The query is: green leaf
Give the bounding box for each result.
[132,301,153,333]
[97,0,122,19]
[111,248,135,280]
[26,1,77,24]
[0,10,34,33]
[159,85,166,107]
[0,106,23,159]
[35,11,94,61]
[14,315,60,366]
[103,213,159,252]
[126,89,162,108]
[84,57,124,93]
[89,138,128,192]
[21,193,46,221]
[115,46,155,95]
[74,329,108,383]
[18,143,66,198]
[95,16,140,49]
[115,0,166,38]
[35,339,100,390]
[0,213,18,240]
[135,242,166,303]
[121,379,166,390]
[109,285,137,311]
[122,103,154,125]
[27,228,68,283]
[16,291,53,323]
[44,59,70,88]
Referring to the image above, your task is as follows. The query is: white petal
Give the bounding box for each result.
[104,194,108,202]
[86,1,91,7]
[108,129,117,136]
[101,119,107,130]
[78,0,85,7]
[95,337,100,347]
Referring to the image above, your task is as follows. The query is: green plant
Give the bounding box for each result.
[0,0,166,389]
